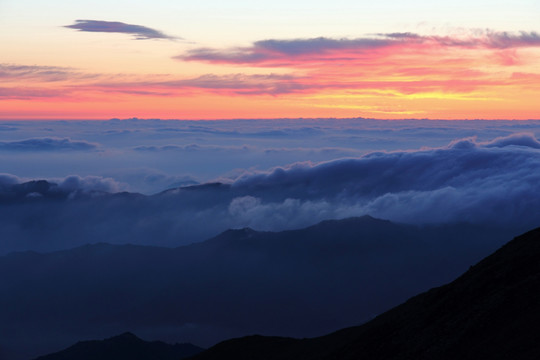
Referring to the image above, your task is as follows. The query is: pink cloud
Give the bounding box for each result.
[4,30,540,103]
[177,31,540,67]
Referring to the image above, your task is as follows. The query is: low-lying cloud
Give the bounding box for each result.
[134,143,253,152]
[483,132,540,148]
[222,135,540,229]
[0,137,99,151]
[55,175,124,194]
[0,132,539,254]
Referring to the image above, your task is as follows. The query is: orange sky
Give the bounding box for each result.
[1,3,540,119]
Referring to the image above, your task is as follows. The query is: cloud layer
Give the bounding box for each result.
[0,118,539,195]
[0,130,539,254]
[0,174,124,197]
[225,133,540,229]
[0,137,99,151]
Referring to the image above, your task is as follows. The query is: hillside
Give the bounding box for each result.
[35,332,203,360]
[192,226,540,360]
[0,216,515,359]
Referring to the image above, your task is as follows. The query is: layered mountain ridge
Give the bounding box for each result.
[33,225,540,359]
[34,332,203,360]
[0,216,515,359]
[192,226,540,360]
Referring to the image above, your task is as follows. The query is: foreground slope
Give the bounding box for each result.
[35,332,203,360]
[192,226,540,360]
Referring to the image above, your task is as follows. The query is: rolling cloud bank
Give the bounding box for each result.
[0,127,538,254]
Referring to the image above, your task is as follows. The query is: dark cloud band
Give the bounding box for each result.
[65,20,177,40]
[179,31,540,65]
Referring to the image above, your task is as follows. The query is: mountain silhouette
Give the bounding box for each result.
[190,226,540,360]
[0,216,517,359]
[34,332,203,360]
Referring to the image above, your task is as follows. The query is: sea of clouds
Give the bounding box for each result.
[0,118,539,253]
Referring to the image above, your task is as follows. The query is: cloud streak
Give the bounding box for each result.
[64,20,178,40]
[0,87,68,99]
[96,73,313,96]
[179,31,540,66]
[0,64,83,82]
[134,143,253,152]
[0,138,99,151]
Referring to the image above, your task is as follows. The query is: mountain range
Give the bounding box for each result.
[191,225,540,360]
[0,216,517,359]
[35,333,203,360]
[34,225,540,359]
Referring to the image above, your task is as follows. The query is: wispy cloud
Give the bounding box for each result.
[64,20,178,40]
[155,73,316,95]
[0,68,314,98]
[0,64,91,82]
[0,64,101,99]
[0,86,68,99]
[91,73,317,96]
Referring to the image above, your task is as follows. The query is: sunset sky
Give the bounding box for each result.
[2,0,540,120]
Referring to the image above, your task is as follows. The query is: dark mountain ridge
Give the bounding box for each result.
[191,226,540,360]
[32,225,540,360]
[34,332,204,360]
[0,216,517,359]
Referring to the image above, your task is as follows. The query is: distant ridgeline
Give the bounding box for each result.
[0,216,522,359]
[34,332,203,360]
[190,226,540,360]
[38,225,540,360]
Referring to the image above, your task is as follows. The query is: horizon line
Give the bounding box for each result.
[1,117,539,122]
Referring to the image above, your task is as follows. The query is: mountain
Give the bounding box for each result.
[191,226,540,360]
[0,216,516,359]
[34,332,203,360]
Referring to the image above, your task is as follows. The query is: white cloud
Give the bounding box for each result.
[56,175,125,194]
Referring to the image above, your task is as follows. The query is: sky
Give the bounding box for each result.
[1,0,540,119]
